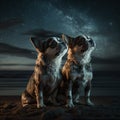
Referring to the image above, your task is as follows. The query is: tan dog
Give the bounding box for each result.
[61,35,96,107]
[21,35,68,108]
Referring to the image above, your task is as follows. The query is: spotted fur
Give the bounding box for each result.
[61,35,96,107]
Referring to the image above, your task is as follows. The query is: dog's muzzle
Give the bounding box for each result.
[88,39,95,47]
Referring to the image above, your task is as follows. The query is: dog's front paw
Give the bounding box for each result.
[37,104,40,108]
[37,103,46,108]
[74,99,81,104]
[74,97,80,104]
[40,103,46,108]
[40,104,46,107]
[65,102,75,108]
[22,103,28,107]
[86,99,94,106]
[87,101,94,106]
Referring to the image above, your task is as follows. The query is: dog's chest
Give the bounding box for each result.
[70,64,82,81]
[70,63,93,85]
[82,65,93,83]
[42,70,61,90]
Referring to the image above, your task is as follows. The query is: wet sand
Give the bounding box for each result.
[0,96,120,120]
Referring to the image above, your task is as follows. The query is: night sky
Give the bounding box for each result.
[0,0,120,95]
[0,0,120,70]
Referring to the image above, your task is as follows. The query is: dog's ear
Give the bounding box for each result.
[30,37,43,52]
[62,34,68,44]
[62,34,73,47]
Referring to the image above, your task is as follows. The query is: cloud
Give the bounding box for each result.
[0,0,119,61]
[0,42,120,71]
[0,63,34,66]
[0,18,24,30]
[23,29,62,38]
[0,42,36,59]
[1,42,120,65]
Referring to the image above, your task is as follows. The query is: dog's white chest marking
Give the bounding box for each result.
[82,65,93,86]
[44,49,67,88]
[76,47,94,65]
[70,63,93,87]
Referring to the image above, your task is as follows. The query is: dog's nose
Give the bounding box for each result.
[61,42,65,46]
[88,39,95,47]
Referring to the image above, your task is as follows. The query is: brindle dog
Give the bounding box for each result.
[21,35,68,108]
[61,35,96,107]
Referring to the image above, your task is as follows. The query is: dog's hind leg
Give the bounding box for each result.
[21,91,34,107]
[21,91,28,107]
[84,80,94,106]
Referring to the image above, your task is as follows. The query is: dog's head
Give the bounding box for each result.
[82,35,96,47]
[30,35,68,61]
[62,34,96,56]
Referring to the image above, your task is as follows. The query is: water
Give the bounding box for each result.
[0,70,120,96]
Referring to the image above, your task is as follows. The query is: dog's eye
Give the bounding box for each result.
[78,42,83,46]
[76,37,86,46]
[81,43,88,52]
[78,39,85,46]
[49,40,57,48]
